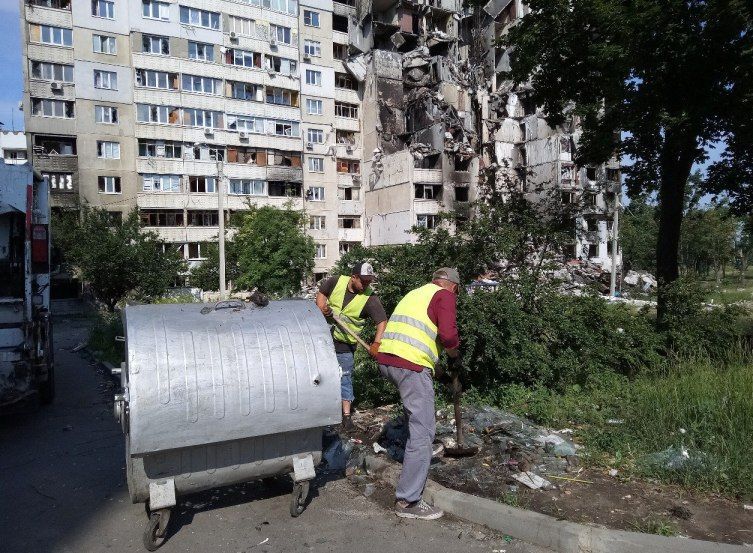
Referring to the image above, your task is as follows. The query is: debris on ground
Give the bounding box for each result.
[512,471,552,490]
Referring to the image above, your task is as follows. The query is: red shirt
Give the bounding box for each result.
[375,288,459,372]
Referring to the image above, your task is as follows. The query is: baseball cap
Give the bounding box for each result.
[352,262,376,280]
[432,267,461,285]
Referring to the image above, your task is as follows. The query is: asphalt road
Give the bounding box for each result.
[0,315,551,553]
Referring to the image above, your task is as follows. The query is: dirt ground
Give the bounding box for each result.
[350,406,753,545]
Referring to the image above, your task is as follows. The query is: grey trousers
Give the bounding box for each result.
[378,363,435,504]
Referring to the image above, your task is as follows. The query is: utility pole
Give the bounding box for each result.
[609,184,620,297]
[217,160,226,298]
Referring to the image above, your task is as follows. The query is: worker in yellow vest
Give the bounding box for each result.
[375,267,461,520]
[316,262,387,431]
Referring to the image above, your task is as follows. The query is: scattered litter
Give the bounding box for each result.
[350,438,363,445]
[373,442,387,454]
[363,483,375,497]
[71,341,87,352]
[609,469,619,477]
[744,504,753,511]
[512,471,551,490]
[549,475,593,484]
[256,538,269,546]
[607,419,624,425]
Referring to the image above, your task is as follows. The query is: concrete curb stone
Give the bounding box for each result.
[363,454,749,553]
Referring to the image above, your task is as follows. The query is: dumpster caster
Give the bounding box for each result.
[290,481,310,517]
[143,509,170,551]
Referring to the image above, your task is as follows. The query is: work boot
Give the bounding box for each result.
[341,414,356,432]
[395,499,444,520]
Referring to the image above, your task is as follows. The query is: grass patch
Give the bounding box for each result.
[483,357,753,499]
[630,517,678,537]
[88,311,124,365]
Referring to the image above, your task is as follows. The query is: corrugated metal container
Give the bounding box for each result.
[114,300,340,550]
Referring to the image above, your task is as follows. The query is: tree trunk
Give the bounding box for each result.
[656,132,697,325]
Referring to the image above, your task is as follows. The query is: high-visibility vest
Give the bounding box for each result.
[378,283,442,371]
[327,275,372,344]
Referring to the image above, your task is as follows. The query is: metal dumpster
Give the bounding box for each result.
[112,300,341,550]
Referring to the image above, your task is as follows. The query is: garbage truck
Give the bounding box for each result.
[0,161,53,412]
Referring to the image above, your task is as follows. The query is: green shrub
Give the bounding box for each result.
[88,311,124,365]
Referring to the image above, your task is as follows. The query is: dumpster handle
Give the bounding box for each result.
[214,300,246,311]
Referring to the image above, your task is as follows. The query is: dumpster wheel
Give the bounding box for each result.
[143,511,167,551]
[290,481,310,517]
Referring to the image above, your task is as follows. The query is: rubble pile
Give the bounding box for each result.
[324,405,580,497]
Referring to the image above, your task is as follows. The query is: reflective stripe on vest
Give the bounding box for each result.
[378,283,442,370]
[327,275,371,344]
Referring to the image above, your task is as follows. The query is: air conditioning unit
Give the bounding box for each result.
[303,54,311,61]
[51,82,63,91]
[239,131,248,139]
[229,31,238,40]
[267,68,276,76]
[204,128,214,137]
[270,37,277,47]
[346,145,354,153]
[306,142,313,150]
[352,175,361,184]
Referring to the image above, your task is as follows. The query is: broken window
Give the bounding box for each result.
[227,147,266,165]
[587,244,598,258]
[333,43,348,61]
[455,187,469,202]
[135,69,175,90]
[336,130,357,145]
[228,81,263,101]
[310,215,325,230]
[31,98,75,119]
[606,168,620,182]
[332,14,348,33]
[339,241,358,254]
[229,48,263,68]
[140,209,184,227]
[416,214,437,229]
[269,182,302,197]
[230,179,266,195]
[265,55,297,76]
[143,35,170,55]
[42,172,73,192]
[273,120,300,137]
[138,140,182,159]
[34,135,76,156]
[188,210,220,226]
[338,217,360,229]
[30,0,71,8]
[307,186,325,201]
[586,167,597,181]
[337,159,360,173]
[415,184,442,200]
[189,176,217,193]
[560,191,575,204]
[315,244,326,259]
[267,151,301,167]
[335,102,358,119]
[98,176,121,194]
[266,87,299,106]
[335,72,358,90]
[338,187,360,200]
[584,193,597,207]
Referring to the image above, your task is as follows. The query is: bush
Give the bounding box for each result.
[88,311,124,366]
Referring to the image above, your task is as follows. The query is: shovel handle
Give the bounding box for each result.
[330,313,371,351]
[452,373,465,446]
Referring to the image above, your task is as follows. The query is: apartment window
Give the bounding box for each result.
[310,215,325,230]
[560,191,575,204]
[35,25,73,47]
[229,81,263,101]
[229,16,257,37]
[180,6,220,29]
[304,40,321,57]
[30,61,73,82]
[230,179,266,195]
[333,14,348,32]
[189,176,216,193]
[303,10,320,27]
[31,98,74,118]
[136,69,175,90]
[414,184,442,199]
[230,48,262,68]
[34,136,76,156]
[188,211,219,226]
[98,176,121,194]
[416,214,437,229]
[336,130,357,145]
[340,242,358,255]
[4,150,27,162]
[42,172,73,191]
[315,244,326,259]
[307,186,324,201]
[91,0,114,19]
[95,105,118,124]
[142,174,181,192]
[227,114,264,133]
[136,104,176,124]
[142,0,169,20]
[138,140,182,158]
[455,186,469,202]
[143,35,170,55]
[183,108,222,129]
[337,159,360,174]
[94,70,117,89]
[269,24,292,44]
[265,55,297,75]
[586,167,597,180]
[333,43,348,61]
[269,182,302,197]
[305,69,322,86]
[97,141,120,159]
[306,99,323,115]
[188,42,213,61]
[307,128,324,144]
[141,210,184,227]
[268,151,301,166]
[227,147,264,164]
[182,74,220,95]
[266,87,298,106]
[273,120,300,137]
[186,243,205,260]
[338,217,360,229]
[92,34,116,54]
[335,102,358,119]
[262,0,297,16]
[30,0,71,8]
[308,157,324,172]
[338,186,360,200]
[335,72,357,90]
[584,192,597,206]
[188,145,224,161]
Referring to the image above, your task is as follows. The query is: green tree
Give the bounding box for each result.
[188,241,240,292]
[506,0,753,322]
[679,205,736,281]
[620,200,658,272]
[735,217,753,282]
[232,205,315,296]
[67,208,185,310]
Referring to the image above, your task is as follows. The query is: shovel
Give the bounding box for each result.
[444,370,480,458]
[330,313,371,351]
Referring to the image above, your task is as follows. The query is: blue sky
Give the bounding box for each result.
[0,2,23,131]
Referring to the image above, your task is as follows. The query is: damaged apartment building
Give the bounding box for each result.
[345,0,621,268]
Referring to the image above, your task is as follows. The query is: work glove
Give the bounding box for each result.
[320,304,333,317]
[369,341,381,358]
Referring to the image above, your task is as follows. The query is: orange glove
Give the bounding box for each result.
[369,341,381,358]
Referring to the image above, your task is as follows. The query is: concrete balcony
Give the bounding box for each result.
[136,159,219,176]
[332,1,357,17]
[29,80,74,100]
[337,173,361,187]
[338,200,362,215]
[451,170,471,184]
[334,117,359,132]
[334,88,360,104]
[332,31,349,45]
[413,168,442,184]
[338,228,363,242]
[25,5,72,27]
[223,164,267,180]
[266,165,303,182]
[137,192,213,210]
[27,44,73,64]
[149,226,221,243]
[413,199,442,214]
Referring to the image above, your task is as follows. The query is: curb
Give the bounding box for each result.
[363,455,749,553]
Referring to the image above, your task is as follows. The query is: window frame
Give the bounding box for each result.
[98,175,121,194]
[188,41,213,61]
[305,69,322,86]
[303,10,320,27]
[91,0,115,19]
[308,157,324,172]
[179,6,221,30]
[92,34,117,54]
[97,140,120,159]
[307,128,324,144]
[142,0,169,20]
